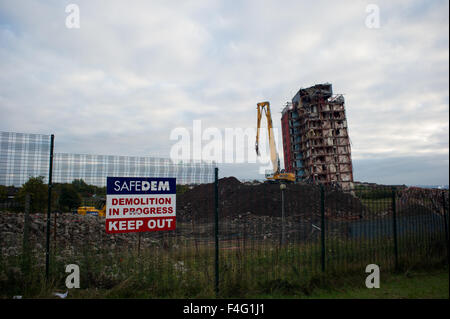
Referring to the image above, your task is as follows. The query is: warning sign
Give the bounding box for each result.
[105,177,176,234]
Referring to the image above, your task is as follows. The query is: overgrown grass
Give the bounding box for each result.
[247,269,449,299]
[1,234,447,299]
[360,198,392,214]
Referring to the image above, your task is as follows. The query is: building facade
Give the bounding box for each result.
[281,83,354,190]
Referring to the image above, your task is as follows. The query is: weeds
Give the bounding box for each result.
[0,233,447,299]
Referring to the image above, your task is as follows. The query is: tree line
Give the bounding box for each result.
[0,177,106,213]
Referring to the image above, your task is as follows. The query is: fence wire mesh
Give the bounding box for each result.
[0,132,51,186]
[211,182,448,296]
[0,131,448,298]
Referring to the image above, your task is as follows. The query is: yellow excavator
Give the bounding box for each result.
[256,101,296,183]
[74,198,106,217]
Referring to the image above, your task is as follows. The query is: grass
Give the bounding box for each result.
[249,269,449,299]
[6,265,447,299]
[360,198,391,214]
[64,269,450,299]
[1,236,448,299]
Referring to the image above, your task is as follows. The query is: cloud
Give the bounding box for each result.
[0,0,448,184]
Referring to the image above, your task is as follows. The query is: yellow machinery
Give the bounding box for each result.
[256,101,296,183]
[75,199,106,217]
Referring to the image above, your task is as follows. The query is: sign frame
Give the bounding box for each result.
[105,177,176,234]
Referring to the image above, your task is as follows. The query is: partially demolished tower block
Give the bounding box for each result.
[281,83,354,190]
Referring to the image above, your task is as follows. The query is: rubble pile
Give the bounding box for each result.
[2,178,443,258]
[0,212,163,257]
[177,177,367,222]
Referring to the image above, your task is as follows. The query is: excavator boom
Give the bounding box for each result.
[255,101,296,183]
[255,102,279,175]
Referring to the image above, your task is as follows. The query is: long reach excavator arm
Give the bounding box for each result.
[255,101,280,176]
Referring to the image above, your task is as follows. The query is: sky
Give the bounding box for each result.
[0,0,448,185]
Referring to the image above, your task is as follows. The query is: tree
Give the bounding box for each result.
[17,176,48,213]
[72,179,96,197]
[58,184,81,211]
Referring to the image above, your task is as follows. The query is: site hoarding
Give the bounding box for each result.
[105,177,176,234]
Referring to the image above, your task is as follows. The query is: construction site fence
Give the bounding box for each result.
[0,130,448,296]
[1,174,449,297]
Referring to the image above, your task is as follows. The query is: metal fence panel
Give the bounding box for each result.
[0,131,448,297]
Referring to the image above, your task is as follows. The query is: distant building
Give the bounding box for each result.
[281,83,354,190]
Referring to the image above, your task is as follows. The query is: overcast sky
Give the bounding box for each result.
[0,0,448,185]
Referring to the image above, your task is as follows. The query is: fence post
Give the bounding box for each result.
[214,167,219,296]
[23,193,31,251]
[137,232,142,257]
[442,191,449,265]
[22,193,32,271]
[53,209,57,251]
[391,187,399,271]
[280,183,286,246]
[320,184,325,273]
[45,134,54,282]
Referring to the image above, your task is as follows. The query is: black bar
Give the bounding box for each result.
[45,134,54,281]
[5,299,448,318]
[214,167,219,296]
[391,187,399,271]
